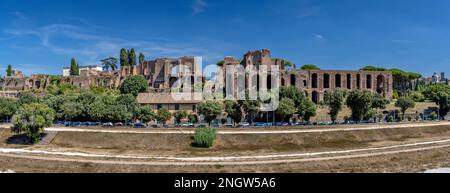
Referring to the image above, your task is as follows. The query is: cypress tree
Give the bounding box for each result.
[70,58,79,76]
[6,64,12,77]
[139,52,145,65]
[129,48,137,66]
[120,48,129,66]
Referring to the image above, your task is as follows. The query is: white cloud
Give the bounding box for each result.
[192,0,207,14]
[2,12,234,71]
[314,34,325,40]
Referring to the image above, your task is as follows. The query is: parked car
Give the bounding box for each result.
[102,122,114,127]
[224,123,234,128]
[238,122,250,127]
[114,122,124,126]
[181,123,195,128]
[133,123,146,128]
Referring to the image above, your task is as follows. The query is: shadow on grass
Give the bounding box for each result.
[6,133,47,145]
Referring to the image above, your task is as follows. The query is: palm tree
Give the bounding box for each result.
[101,57,118,71]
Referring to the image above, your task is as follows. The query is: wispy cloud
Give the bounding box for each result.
[314,34,327,42]
[192,0,207,14]
[2,12,234,71]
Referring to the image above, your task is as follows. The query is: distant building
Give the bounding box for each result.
[63,65,103,77]
[424,72,448,85]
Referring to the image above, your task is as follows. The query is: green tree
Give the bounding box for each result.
[323,89,347,123]
[224,100,243,126]
[301,64,320,70]
[100,57,118,71]
[139,52,145,65]
[60,101,82,121]
[119,75,148,97]
[129,48,137,66]
[280,86,305,106]
[120,48,129,66]
[173,110,188,125]
[135,105,155,123]
[298,98,316,122]
[395,97,416,118]
[70,58,79,76]
[6,64,12,76]
[283,59,294,67]
[240,92,261,124]
[409,91,425,102]
[17,92,40,105]
[156,108,172,125]
[0,98,18,121]
[276,98,296,122]
[346,90,374,123]
[188,113,198,124]
[197,101,223,126]
[216,60,224,66]
[423,84,450,118]
[11,103,55,143]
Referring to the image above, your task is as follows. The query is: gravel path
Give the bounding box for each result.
[1,138,450,165]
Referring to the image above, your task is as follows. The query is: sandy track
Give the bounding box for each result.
[44,122,450,135]
[1,138,450,165]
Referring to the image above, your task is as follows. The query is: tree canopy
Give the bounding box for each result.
[6,64,12,76]
[197,101,223,126]
[12,103,55,143]
[119,75,148,97]
[323,89,347,123]
[120,48,129,66]
[301,64,320,70]
[70,58,79,76]
[395,97,416,118]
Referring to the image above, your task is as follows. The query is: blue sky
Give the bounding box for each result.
[1,0,450,77]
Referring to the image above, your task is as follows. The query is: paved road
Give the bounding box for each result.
[44,122,450,135]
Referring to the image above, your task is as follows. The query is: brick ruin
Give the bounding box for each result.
[1,49,393,105]
[220,49,393,103]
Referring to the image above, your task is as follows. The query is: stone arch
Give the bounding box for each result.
[357,74,361,89]
[290,74,296,86]
[312,73,318,88]
[335,74,342,88]
[312,91,319,104]
[324,73,330,88]
[35,80,41,89]
[347,74,352,89]
[377,75,385,96]
[366,74,372,89]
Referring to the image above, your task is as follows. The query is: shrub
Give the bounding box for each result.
[388,115,394,122]
[194,127,216,148]
[430,112,437,120]
[407,115,413,121]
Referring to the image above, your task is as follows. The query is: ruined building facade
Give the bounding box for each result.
[220,49,393,104]
[1,49,393,106]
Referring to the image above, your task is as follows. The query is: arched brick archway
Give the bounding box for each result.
[312,73,318,88]
[324,73,330,88]
[290,74,296,86]
[312,91,319,104]
[335,74,342,88]
[377,75,385,96]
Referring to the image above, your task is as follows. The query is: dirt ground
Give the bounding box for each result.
[43,125,450,156]
[1,146,449,173]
